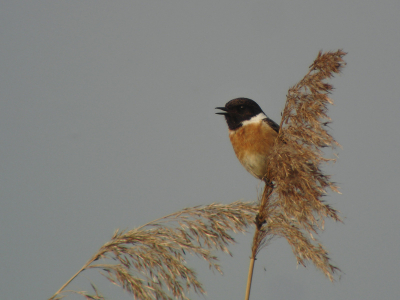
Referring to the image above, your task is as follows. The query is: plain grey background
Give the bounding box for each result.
[1,1,399,299]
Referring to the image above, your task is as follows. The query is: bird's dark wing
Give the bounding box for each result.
[263,118,280,133]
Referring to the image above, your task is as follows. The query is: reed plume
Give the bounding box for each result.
[245,50,346,299]
[49,201,258,300]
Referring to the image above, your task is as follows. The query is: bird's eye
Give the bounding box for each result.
[239,106,245,111]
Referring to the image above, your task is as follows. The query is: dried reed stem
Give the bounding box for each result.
[49,256,98,300]
[245,183,274,300]
[244,50,346,299]
[244,257,255,300]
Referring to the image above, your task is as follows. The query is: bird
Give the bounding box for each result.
[216,98,280,181]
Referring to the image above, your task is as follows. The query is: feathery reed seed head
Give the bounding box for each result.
[253,50,346,281]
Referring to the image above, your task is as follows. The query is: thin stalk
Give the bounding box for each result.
[245,257,255,300]
[48,253,101,300]
[244,183,274,300]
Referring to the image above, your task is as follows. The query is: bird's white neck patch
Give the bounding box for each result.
[241,112,267,126]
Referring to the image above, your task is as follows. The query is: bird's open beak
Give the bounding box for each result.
[215,107,228,115]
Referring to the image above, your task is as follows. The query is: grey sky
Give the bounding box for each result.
[1,1,399,299]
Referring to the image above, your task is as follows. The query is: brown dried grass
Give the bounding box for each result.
[49,201,258,300]
[250,50,346,284]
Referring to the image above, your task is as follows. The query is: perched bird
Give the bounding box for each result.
[216,98,280,181]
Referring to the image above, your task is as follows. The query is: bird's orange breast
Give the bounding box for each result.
[229,122,278,179]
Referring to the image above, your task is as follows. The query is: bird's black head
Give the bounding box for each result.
[216,98,264,130]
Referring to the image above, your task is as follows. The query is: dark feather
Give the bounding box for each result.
[263,118,280,133]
